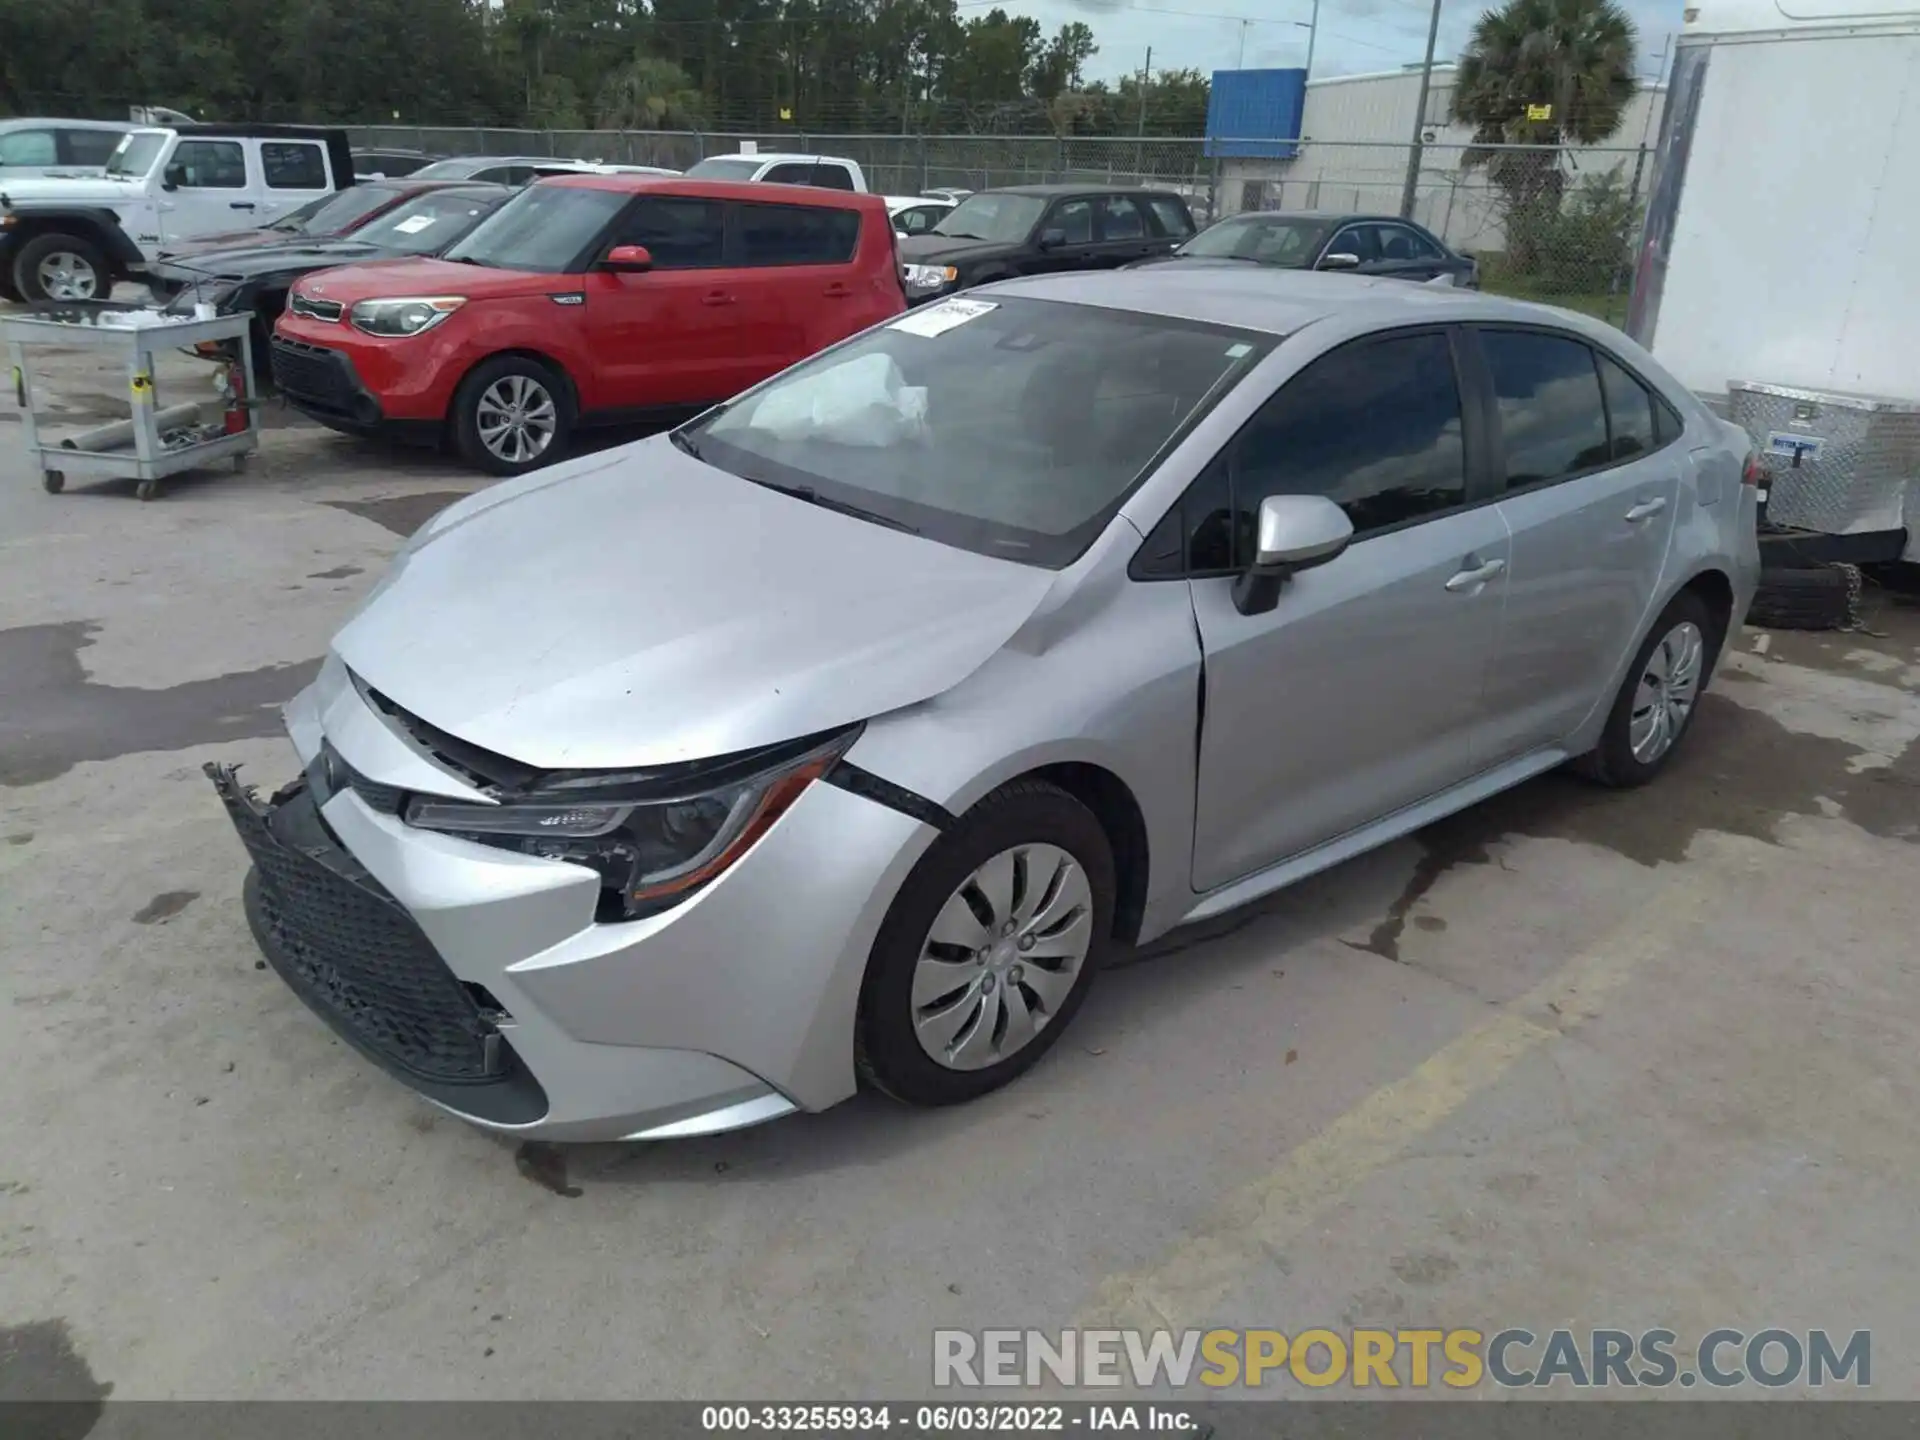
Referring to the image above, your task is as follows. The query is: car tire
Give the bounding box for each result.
[1573,590,1720,789]
[1748,562,1857,631]
[451,354,575,477]
[12,233,111,303]
[856,779,1116,1107]
[0,267,20,304]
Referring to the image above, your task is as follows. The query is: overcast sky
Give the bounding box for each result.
[971,0,1683,87]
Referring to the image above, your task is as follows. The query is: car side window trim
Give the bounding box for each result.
[1464,322,1685,498]
[1129,322,1491,581]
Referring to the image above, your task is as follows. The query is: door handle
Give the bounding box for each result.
[701,291,735,307]
[822,283,851,299]
[1625,496,1668,523]
[1444,557,1506,593]
[229,202,256,210]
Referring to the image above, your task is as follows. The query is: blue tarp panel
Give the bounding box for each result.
[1206,68,1307,159]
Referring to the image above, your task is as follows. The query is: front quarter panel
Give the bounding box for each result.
[844,526,1205,946]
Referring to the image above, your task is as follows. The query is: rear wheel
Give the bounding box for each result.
[13,233,110,303]
[857,779,1115,1106]
[451,355,574,476]
[1574,591,1719,788]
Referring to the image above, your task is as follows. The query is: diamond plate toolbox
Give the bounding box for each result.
[1729,380,1920,535]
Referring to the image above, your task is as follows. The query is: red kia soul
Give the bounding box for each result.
[270,175,907,474]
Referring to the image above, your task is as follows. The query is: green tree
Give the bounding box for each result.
[597,53,703,127]
[1451,0,1637,268]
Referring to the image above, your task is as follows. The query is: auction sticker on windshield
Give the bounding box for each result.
[393,214,439,235]
[892,297,997,338]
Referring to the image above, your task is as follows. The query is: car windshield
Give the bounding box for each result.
[272,184,399,235]
[442,184,627,270]
[686,296,1270,568]
[929,193,1045,243]
[359,190,503,254]
[105,133,166,178]
[1178,214,1333,266]
[683,157,765,181]
[409,158,495,180]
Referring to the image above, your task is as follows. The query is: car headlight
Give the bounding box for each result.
[902,263,958,292]
[402,729,859,920]
[348,295,466,337]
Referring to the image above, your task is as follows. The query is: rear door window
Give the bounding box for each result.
[1096,196,1147,241]
[171,140,247,188]
[1595,352,1658,460]
[733,202,860,265]
[1481,329,1612,486]
[618,196,726,268]
[762,162,814,185]
[810,164,857,191]
[263,141,328,189]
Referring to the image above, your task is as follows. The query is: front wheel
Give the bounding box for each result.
[12,233,111,304]
[857,779,1115,1106]
[451,355,574,476]
[1574,592,1719,788]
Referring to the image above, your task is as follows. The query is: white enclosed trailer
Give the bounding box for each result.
[1628,0,1920,561]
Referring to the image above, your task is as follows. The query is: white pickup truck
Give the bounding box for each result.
[0,123,353,302]
[682,151,870,192]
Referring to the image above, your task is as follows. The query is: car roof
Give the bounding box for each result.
[980,266,1599,339]
[544,173,884,210]
[703,152,855,164]
[1,117,131,131]
[1219,209,1436,227]
[988,182,1181,198]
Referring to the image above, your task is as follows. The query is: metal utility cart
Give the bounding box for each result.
[4,302,259,501]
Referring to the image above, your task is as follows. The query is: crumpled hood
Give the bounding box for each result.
[162,238,385,283]
[331,436,1058,770]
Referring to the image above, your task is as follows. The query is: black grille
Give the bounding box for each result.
[270,337,361,415]
[207,765,500,1084]
[289,292,344,322]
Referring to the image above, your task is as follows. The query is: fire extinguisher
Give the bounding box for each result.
[221,358,249,436]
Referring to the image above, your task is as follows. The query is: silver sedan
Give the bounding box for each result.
[208,268,1762,1141]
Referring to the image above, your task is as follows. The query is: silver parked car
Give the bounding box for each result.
[208,269,1761,1142]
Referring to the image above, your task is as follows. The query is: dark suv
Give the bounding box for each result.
[895,184,1194,305]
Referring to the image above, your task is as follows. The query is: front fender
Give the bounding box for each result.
[0,206,145,268]
[843,565,1204,946]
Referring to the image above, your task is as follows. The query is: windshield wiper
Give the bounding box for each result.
[748,478,920,534]
[935,231,987,241]
[446,254,490,266]
[669,429,702,460]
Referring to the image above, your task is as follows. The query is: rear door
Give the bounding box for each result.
[727,198,866,376]
[257,139,333,226]
[1470,326,1683,761]
[580,194,740,409]
[1187,327,1511,889]
[160,137,259,241]
[1370,222,1448,282]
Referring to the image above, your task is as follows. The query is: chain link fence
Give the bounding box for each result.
[351,126,1649,324]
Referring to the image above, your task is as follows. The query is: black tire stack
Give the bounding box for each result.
[1752,531,1860,631]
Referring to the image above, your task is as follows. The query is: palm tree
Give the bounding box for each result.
[596,55,704,130]
[1451,0,1637,265]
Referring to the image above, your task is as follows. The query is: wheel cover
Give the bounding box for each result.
[911,843,1094,1072]
[37,251,99,301]
[1628,620,1704,764]
[474,374,557,464]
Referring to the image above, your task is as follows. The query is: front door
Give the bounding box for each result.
[1190,328,1510,892]
[580,194,742,411]
[159,137,258,242]
[1024,196,1097,277]
[1472,327,1684,760]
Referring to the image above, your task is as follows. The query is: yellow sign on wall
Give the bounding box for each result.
[1526,103,1553,120]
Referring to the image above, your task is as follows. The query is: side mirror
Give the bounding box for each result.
[1318,251,1361,271]
[602,244,652,273]
[161,162,187,191]
[1038,227,1066,250]
[1231,495,1353,616]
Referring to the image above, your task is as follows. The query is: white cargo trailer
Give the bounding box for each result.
[1628,0,1920,563]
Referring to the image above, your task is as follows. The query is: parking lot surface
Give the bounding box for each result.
[4,337,1920,1401]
